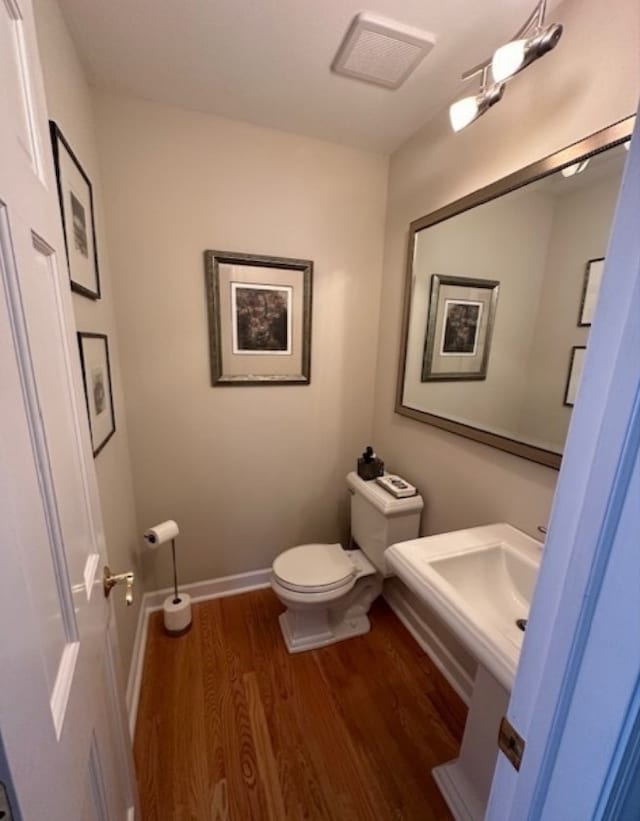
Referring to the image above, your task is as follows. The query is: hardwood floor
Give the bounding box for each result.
[134,589,467,820]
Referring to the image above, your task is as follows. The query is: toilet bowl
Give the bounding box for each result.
[271,472,424,653]
[271,542,382,653]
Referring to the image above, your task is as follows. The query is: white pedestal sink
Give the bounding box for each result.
[385,523,542,821]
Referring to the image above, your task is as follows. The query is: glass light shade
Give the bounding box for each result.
[492,39,526,83]
[561,159,590,178]
[449,96,479,132]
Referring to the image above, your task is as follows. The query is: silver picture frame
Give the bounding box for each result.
[422,274,500,382]
[204,250,313,386]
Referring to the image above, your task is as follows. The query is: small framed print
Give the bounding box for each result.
[578,257,605,327]
[77,333,115,456]
[563,346,586,407]
[50,121,101,300]
[205,250,313,386]
[422,275,500,381]
[230,282,293,355]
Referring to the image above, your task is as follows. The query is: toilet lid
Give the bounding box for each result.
[273,543,356,592]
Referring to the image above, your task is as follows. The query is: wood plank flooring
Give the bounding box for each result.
[134,589,467,820]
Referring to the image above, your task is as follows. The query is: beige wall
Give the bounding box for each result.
[372,0,639,539]
[94,93,388,589]
[34,0,142,675]
[520,171,623,445]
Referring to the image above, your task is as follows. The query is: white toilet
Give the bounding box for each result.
[271,471,423,653]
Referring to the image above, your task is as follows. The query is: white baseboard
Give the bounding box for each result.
[126,567,271,737]
[383,581,474,706]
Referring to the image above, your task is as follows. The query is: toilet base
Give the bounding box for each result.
[275,568,383,654]
[278,609,372,653]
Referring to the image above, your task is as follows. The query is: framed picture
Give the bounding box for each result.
[204,250,313,386]
[578,257,605,327]
[49,121,101,300]
[422,274,500,381]
[563,346,586,407]
[77,333,115,456]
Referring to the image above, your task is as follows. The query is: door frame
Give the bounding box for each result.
[488,108,640,818]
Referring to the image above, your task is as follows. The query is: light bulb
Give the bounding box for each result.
[449,96,479,132]
[492,24,563,84]
[561,159,590,178]
[492,40,527,83]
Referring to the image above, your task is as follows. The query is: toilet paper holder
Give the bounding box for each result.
[143,520,192,636]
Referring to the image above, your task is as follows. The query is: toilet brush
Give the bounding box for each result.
[143,519,192,636]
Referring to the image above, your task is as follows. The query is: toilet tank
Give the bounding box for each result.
[346,471,423,577]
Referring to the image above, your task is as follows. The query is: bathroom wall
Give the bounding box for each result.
[94,93,388,589]
[372,0,639,539]
[519,171,624,445]
[34,0,142,675]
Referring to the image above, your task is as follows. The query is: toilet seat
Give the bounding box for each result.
[272,543,356,594]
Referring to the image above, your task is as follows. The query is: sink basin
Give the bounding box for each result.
[385,523,542,690]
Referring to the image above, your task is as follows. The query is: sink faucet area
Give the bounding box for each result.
[385,523,543,821]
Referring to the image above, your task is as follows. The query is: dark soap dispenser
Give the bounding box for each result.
[357,445,384,481]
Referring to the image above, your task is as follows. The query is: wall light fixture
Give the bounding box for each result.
[449,67,505,132]
[449,0,562,133]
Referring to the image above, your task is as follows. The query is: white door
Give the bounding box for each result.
[487,112,640,818]
[0,2,138,819]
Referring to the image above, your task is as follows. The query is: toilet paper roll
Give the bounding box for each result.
[163,593,192,635]
[144,519,179,549]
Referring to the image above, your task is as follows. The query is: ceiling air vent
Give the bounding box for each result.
[332,12,436,90]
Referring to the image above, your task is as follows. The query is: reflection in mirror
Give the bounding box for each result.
[397,119,634,468]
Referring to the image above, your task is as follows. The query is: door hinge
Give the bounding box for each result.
[0,781,15,820]
[498,716,526,771]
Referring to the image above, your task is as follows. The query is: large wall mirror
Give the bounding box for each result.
[396,117,634,469]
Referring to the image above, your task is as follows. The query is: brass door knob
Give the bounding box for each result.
[103,566,135,606]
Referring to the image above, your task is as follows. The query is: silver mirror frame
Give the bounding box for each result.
[395,116,635,470]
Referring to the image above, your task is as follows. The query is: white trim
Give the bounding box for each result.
[384,581,474,706]
[49,641,80,739]
[125,592,149,738]
[144,567,272,611]
[126,806,135,821]
[126,568,271,737]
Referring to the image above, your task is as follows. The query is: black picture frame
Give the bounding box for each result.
[204,250,313,386]
[563,346,587,407]
[50,121,101,300]
[578,257,605,327]
[77,333,116,456]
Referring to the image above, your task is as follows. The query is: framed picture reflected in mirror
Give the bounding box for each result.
[422,274,500,382]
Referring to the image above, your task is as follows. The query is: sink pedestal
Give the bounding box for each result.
[433,665,508,821]
[384,524,542,820]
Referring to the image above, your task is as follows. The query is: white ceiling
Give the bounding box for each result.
[56,0,558,153]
